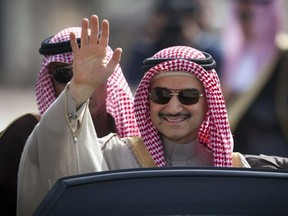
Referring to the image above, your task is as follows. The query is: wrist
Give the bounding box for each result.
[68,81,93,108]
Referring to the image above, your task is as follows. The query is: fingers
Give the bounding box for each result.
[81,15,108,47]
[90,16,109,47]
[81,18,89,47]
[98,19,109,47]
[106,48,122,75]
[70,32,79,53]
[112,48,122,63]
[90,15,99,44]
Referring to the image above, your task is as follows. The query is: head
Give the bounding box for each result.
[37,27,139,137]
[37,27,107,118]
[134,46,232,167]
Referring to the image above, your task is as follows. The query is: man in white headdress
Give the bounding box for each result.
[0,25,139,216]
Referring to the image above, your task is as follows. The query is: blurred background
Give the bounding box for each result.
[0,0,225,130]
[1,0,288,131]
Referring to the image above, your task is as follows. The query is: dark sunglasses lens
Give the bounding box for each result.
[179,89,201,105]
[150,88,202,105]
[53,67,73,83]
[150,88,171,104]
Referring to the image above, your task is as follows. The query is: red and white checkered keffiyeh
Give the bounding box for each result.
[35,27,140,138]
[134,46,233,167]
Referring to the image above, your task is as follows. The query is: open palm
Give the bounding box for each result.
[69,15,122,105]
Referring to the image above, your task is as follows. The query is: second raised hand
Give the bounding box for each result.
[69,15,122,108]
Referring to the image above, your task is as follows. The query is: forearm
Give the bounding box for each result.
[28,87,88,178]
[38,86,108,174]
[17,88,86,216]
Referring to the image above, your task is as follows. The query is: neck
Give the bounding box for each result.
[162,136,199,159]
[161,135,214,167]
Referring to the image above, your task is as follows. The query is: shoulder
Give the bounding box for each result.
[99,134,140,153]
[0,113,40,165]
[99,134,141,169]
[123,137,157,167]
[99,133,133,156]
[98,133,122,148]
[0,113,40,141]
[100,135,156,168]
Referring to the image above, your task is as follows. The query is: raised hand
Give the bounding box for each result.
[69,15,122,107]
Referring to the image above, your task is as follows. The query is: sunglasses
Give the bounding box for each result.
[51,65,73,84]
[150,87,204,105]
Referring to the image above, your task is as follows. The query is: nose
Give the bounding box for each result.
[165,95,183,115]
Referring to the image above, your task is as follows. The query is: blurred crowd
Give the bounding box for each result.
[221,0,288,156]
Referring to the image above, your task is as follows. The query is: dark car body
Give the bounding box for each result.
[34,167,288,216]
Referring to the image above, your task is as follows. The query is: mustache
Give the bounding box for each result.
[159,113,191,118]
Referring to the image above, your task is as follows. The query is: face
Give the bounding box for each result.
[49,62,107,118]
[149,74,207,144]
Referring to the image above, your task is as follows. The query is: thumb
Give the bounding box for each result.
[106,48,122,76]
